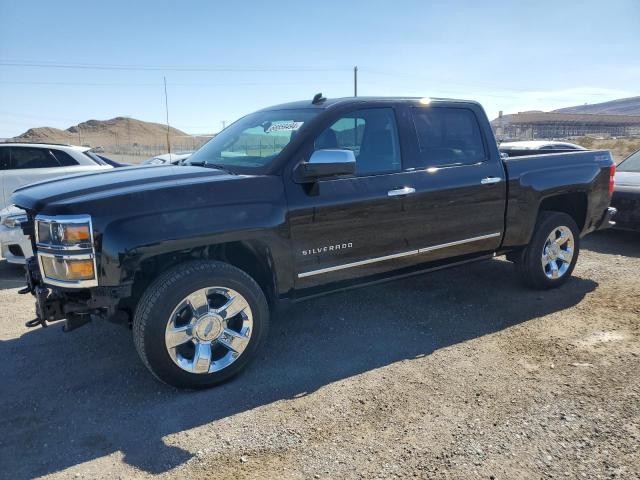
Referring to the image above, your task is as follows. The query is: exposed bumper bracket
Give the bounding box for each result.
[596,207,617,230]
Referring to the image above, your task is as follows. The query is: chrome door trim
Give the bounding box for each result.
[417,232,501,253]
[297,232,501,278]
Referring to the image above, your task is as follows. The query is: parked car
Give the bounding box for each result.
[12,95,615,389]
[0,205,32,263]
[499,140,586,158]
[0,143,113,210]
[87,152,130,168]
[142,152,192,166]
[611,149,640,231]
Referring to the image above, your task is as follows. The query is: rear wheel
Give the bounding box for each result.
[515,212,580,289]
[133,260,269,389]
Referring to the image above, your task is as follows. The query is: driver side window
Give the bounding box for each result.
[314,108,401,176]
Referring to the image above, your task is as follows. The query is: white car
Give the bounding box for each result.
[499,140,586,152]
[0,205,32,264]
[0,143,113,264]
[0,143,113,210]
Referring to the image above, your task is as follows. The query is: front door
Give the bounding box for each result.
[286,106,418,290]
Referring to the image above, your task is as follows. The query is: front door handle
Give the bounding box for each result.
[388,187,415,197]
[481,177,502,185]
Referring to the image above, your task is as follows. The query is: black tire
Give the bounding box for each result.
[133,260,269,389]
[515,211,580,290]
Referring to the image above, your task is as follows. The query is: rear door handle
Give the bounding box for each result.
[388,187,415,197]
[481,177,502,185]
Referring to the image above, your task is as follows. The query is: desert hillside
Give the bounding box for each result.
[12,117,187,146]
[553,96,640,115]
[570,136,640,163]
[8,117,210,163]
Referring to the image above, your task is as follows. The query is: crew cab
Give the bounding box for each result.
[11,96,616,389]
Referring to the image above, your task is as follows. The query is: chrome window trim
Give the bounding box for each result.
[34,214,98,288]
[297,232,501,278]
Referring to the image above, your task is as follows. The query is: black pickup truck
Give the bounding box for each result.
[11,95,616,389]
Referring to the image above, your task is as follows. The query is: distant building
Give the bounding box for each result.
[492,111,640,140]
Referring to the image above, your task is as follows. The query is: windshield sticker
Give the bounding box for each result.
[265,121,304,133]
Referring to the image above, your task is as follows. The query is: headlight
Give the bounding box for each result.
[1,214,28,229]
[40,255,96,282]
[37,218,92,248]
[35,214,97,287]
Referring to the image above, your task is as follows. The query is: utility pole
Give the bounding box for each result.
[354,66,358,97]
[221,120,226,131]
[164,76,171,154]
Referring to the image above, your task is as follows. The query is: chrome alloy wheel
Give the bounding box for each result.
[541,226,574,280]
[165,287,253,374]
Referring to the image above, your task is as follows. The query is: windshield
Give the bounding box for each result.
[187,108,319,170]
[618,150,640,173]
[82,151,107,165]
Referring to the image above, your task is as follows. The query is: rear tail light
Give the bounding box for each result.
[609,165,616,195]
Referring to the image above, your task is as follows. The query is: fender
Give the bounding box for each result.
[96,182,294,295]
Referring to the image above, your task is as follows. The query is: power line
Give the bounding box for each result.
[0,60,349,72]
[0,80,347,87]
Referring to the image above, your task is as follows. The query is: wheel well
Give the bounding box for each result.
[127,241,276,311]
[539,192,587,231]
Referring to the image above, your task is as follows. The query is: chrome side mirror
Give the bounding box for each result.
[296,149,356,181]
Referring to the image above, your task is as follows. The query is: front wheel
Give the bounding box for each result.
[133,260,269,389]
[515,211,580,290]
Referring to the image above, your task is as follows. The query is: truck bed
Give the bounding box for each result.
[501,150,615,249]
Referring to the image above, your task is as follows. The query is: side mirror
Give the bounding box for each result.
[295,149,356,181]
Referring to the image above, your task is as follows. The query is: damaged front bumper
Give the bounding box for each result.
[22,256,131,331]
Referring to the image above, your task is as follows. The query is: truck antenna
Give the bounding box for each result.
[312,92,326,105]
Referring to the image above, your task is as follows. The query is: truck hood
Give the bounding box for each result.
[10,165,230,214]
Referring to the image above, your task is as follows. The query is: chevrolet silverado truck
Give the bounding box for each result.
[11,95,616,389]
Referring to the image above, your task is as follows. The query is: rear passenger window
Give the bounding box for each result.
[314,108,401,176]
[11,147,60,169]
[411,107,486,167]
[50,149,79,166]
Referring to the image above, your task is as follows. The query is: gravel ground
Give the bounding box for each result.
[0,230,639,479]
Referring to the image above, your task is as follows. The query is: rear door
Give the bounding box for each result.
[399,103,506,260]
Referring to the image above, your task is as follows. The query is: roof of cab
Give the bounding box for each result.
[258,96,483,111]
[0,142,91,152]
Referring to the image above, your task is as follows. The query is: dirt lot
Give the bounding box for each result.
[0,230,638,479]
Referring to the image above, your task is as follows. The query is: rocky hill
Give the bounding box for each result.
[553,96,640,115]
[10,117,188,147]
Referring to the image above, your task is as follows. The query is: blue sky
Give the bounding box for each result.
[0,0,638,137]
